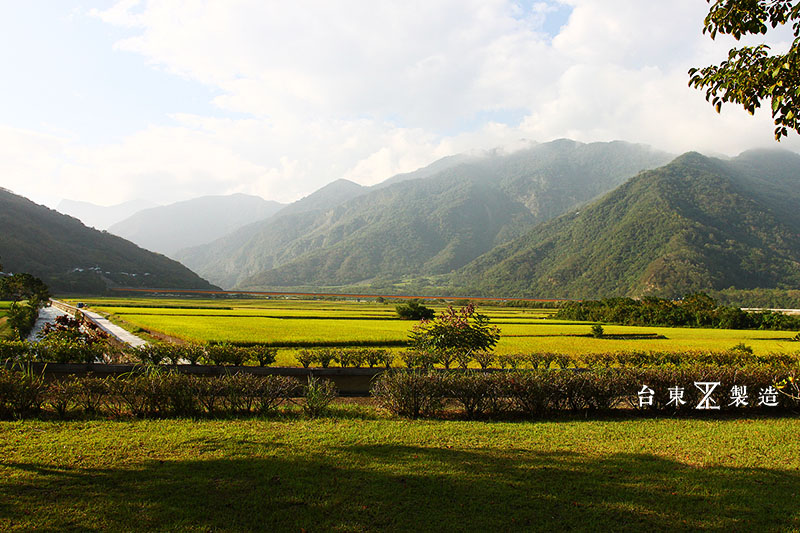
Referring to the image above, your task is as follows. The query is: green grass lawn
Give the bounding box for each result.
[0,302,10,339]
[1,412,798,532]
[65,297,800,362]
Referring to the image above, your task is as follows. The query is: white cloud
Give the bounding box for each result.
[3,0,799,210]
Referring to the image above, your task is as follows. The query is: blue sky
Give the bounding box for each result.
[1,1,797,210]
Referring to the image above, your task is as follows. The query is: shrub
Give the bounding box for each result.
[472,351,495,370]
[296,349,315,368]
[454,351,473,369]
[506,370,561,417]
[558,369,633,412]
[38,339,104,364]
[315,348,336,368]
[47,376,81,418]
[336,348,364,368]
[75,377,108,415]
[395,300,435,320]
[205,343,247,366]
[496,353,523,369]
[371,370,446,418]
[255,375,298,414]
[0,340,32,362]
[249,346,278,367]
[131,344,172,365]
[524,352,556,370]
[0,366,46,419]
[398,349,437,369]
[591,324,604,338]
[181,344,206,365]
[446,371,497,420]
[302,376,337,418]
[363,348,393,368]
[436,348,458,369]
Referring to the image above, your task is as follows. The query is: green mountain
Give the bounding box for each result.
[108,193,285,257]
[181,140,671,289]
[174,179,369,288]
[0,188,217,294]
[453,150,800,298]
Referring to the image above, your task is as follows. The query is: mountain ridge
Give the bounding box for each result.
[0,189,217,294]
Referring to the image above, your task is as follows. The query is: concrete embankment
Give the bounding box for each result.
[49,299,148,348]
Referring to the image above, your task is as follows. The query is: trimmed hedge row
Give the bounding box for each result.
[371,367,800,419]
[4,338,800,372]
[0,368,316,420]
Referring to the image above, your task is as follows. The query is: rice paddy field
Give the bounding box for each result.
[65,297,800,365]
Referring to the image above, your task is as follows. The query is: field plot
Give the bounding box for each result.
[67,297,800,361]
[1,415,798,531]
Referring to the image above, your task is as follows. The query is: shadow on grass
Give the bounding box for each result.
[2,442,799,532]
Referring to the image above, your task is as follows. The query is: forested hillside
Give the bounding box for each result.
[453,150,800,298]
[182,140,670,289]
[0,189,217,294]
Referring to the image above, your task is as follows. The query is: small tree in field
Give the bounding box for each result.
[409,304,500,364]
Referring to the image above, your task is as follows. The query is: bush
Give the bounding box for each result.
[181,344,206,365]
[371,370,446,418]
[131,344,173,365]
[249,346,278,367]
[254,375,298,413]
[472,351,495,370]
[398,349,437,369]
[296,349,315,368]
[302,376,337,417]
[506,370,561,417]
[205,343,247,366]
[395,300,435,320]
[446,371,498,419]
[496,353,523,369]
[37,339,104,364]
[591,324,604,338]
[336,348,365,368]
[0,340,32,362]
[0,366,46,419]
[47,376,81,418]
[363,348,393,368]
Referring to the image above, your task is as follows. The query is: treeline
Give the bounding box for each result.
[554,294,800,330]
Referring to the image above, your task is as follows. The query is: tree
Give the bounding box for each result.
[689,0,800,139]
[0,273,50,303]
[409,304,500,358]
[395,299,435,320]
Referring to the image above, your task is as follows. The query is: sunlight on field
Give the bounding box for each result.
[64,297,800,360]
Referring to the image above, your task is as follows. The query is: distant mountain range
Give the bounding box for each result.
[178,139,672,289]
[10,139,800,299]
[108,193,285,257]
[57,198,157,230]
[0,189,217,294]
[452,149,800,298]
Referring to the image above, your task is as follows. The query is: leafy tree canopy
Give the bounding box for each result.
[409,304,500,355]
[0,273,50,303]
[689,0,800,139]
[395,300,435,320]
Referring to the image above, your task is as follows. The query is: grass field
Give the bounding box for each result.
[66,297,800,364]
[0,302,10,339]
[1,411,798,532]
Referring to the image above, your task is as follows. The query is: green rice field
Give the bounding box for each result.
[66,297,800,364]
